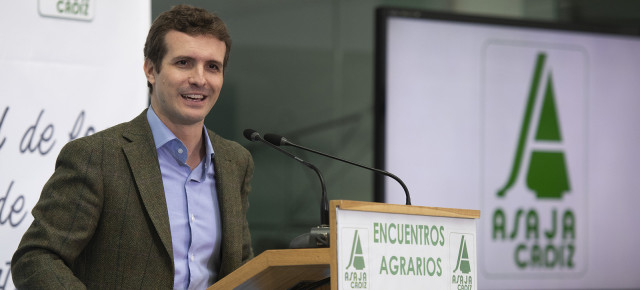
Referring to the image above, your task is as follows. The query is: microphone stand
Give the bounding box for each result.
[264,133,412,205]
[244,129,330,248]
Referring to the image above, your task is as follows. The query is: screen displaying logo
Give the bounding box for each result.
[481,41,588,277]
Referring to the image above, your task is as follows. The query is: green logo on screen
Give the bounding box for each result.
[497,52,570,200]
[491,52,577,270]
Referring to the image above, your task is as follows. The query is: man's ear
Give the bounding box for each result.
[143,59,156,85]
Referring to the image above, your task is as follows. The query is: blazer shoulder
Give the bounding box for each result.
[63,110,150,148]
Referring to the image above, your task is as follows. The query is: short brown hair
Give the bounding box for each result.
[144,5,231,92]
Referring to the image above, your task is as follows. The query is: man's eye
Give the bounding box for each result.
[176,60,188,66]
[209,64,219,70]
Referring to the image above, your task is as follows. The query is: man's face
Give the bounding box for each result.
[144,30,225,129]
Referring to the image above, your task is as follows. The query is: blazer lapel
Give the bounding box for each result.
[122,110,174,262]
[210,132,242,275]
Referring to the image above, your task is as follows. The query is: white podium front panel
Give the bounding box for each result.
[336,208,477,290]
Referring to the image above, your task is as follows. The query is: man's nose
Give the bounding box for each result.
[188,66,206,86]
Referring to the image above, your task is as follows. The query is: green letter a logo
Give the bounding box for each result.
[346,230,366,270]
[496,53,571,199]
[454,236,471,274]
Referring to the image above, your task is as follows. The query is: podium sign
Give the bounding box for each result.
[211,200,479,289]
[332,201,480,289]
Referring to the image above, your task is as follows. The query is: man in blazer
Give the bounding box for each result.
[12,5,253,289]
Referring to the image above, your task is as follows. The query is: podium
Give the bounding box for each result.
[209,200,480,289]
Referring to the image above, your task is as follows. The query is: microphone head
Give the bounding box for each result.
[243,129,260,141]
[264,133,286,146]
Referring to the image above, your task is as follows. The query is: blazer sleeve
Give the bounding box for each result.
[11,138,103,289]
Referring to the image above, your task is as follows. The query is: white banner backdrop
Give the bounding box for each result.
[0,1,150,288]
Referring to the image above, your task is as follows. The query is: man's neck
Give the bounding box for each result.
[166,122,206,171]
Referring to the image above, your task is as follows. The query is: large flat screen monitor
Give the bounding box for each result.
[375,7,640,289]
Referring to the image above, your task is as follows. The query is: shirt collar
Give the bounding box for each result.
[202,125,215,169]
[147,106,215,168]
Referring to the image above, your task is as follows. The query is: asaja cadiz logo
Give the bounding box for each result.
[39,0,95,21]
[346,230,366,271]
[453,236,471,274]
[450,233,475,290]
[496,53,570,200]
[342,228,369,289]
[482,42,588,277]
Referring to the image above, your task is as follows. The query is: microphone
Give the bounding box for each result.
[243,129,330,227]
[264,133,412,205]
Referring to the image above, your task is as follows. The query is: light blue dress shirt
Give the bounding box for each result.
[147,107,222,289]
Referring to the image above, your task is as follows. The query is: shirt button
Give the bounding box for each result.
[191,215,195,222]
[190,254,195,262]
[177,148,184,154]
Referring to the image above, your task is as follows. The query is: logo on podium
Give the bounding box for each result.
[450,233,475,290]
[341,228,369,289]
[453,236,471,274]
[346,230,367,271]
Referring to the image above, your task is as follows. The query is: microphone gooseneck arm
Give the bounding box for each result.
[244,129,330,226]
[264,133,412,206]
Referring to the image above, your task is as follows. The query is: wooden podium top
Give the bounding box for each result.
[331,200,481,219]
[209,248,331,290]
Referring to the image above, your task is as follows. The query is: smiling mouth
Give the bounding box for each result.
[182,94,206,101]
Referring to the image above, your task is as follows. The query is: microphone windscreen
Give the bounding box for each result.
[243,129,259,141]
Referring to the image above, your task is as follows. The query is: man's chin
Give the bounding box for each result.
[179,115,207,126]
[178,107,210,121]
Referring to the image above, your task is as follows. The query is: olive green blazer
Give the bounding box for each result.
[12,110,254,289]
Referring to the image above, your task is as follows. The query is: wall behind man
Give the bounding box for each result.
[150,0,640,255]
